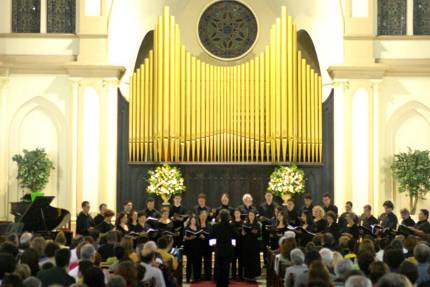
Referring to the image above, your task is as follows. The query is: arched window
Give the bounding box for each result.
[377,0,407,35]
[414,0,430,35]
[12,0,40,33]
[47,0,76,33]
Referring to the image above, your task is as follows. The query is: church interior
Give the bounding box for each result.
[1,0,430,286]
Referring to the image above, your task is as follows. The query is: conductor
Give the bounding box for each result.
[212,209,236,287]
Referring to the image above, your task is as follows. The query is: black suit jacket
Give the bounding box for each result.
[212,221,236,258]
[37,266,75,287]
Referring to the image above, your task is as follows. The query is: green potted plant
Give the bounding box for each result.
[12,148,54,201]
[391,148,430,214]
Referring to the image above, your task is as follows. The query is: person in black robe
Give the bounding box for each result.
[400,208,416,227]
[183,215,202,282]
[76,201,95,236]
[132,210,149,233]
[322,193,338,216]
[360,204,379,229]
[96,209,115,234]
[378,200,398,230]
[144,197,161,219]
[170,194,188,246]
[340,213,359,240]
[128,210,139,232]
[302,193,314,217]
[325,211,339,239]
[259,191,278,258]
[414,209,430,235]
[310,206,327,234]
[94,203,107,227]
[115,212,130,235]
[239,193,257,220]
[231,208,243,280]
[194,193,211,216]
[213,209,237,287]
[198,209,213,280]
[241,209,261,280]
[297,210,314,246]
[338,201,359,228]
[269,208,287,250]
[123,200,133,215]
[214,193,235,218]
[284,198,301,226]
[158,207,175,236]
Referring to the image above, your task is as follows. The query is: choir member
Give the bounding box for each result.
[198,209,212,280]
[298,210,314,245]
[115,212,130,234]
[170,194,188,246]
[360,204,379,228]
[76,201,95,236]
[133,211,149,233]
[341,213,359,240]
[241,209,261,280]
[96,209,115,234]
[400,208,416,227]
[269,209,287,250]
[213,209,236,287]
[123,200,133,215]
[415,209,430,235]
[184,215,202,282]
[302,193,314,217]
[214,193,235,218]
[128,210,139,231]
[158,207,175,235]
[322,193,338,215]
[379,200,398,229]
[194,193,211,215]
[144,197,161,219]
[310,205,327,234]
[94,203,107,227]
[239,193,256,219]
[259,191,278,222]
[285,198,301,226]
[231,208,243,280]
[325,211,339,239]
[338,201,359,228]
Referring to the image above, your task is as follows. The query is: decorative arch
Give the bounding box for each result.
[385,100,430,204]
[8,96,67,212]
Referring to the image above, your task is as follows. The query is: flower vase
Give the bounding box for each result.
[282,193,291,204]
[160,194,171,206]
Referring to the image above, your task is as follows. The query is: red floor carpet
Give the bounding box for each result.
[190,280,259,286]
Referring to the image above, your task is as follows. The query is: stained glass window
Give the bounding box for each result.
[47,0,76,33]
[414,0,430,35]
[377,0,407,35]
[12,0,40,33]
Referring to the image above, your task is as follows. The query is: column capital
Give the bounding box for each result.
[0,77,9,88]
[102,78,119,88]
[333,80,350,90]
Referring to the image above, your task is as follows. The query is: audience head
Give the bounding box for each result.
[83,266,105,287]
[78,260,94,279]
[319,248,334,268]
[1,273,24,287]
[19,232,33,250]
[335,259,354,280]
[305,250,322,266]
[0,252,16,279]
[290,248,305,265]
[80,243,96,262]
[369,261,389,284]
[383,246,405,270]
[283,231,296,239]
[309,261,331,283]
[157,235,173,251]
[357,251,375,275]
[0,241,19,258]
[399,260,418,285]
[23,276,42,287]
[44,241,60,258]
[81,201,90,213]
[115,260,137,287]
[107,275,126,287]
[55,248,71,268]
[345,275,372,287]
[378,273,412,287]
[20,248,39,276]
[414,243,430,263]
[280,237,297,259]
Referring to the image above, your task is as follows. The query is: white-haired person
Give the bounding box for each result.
[239,193,256,220]
[284,248,308,287]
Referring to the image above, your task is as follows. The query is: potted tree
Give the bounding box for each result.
[12,148,54,201]
[391,148,430,214]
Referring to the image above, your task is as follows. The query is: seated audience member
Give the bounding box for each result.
[377,273,413,287]
[368,261,389,284]
[383,245,405,272]
[414,243,430,284]
[77,260,93,283]
[399,260,419,285]
[344,275,372,287]
[400,208,416,227]
[275,237,297,275]
[23,276,42,287]
[357,251,374,276]
[107,275,126,287]
[1,273,23,287]
[0,241,19,259]
[333,259,354,286]
[0,252,17,284]
[284,248,308,287]
[98,231,118,262]
[157,235,178,271]
[76,201,95,236]
[319,248,334,272]
[138,244,166,287]
[120,236,139,262]
[54,232,67,249]
[19,232,33,251]
[308,261,333,285]
[294,250,322,287]
[83,266,105,287]
[37,248,75,286]
[41,241,60,267]
[68,243,96,280]
[20,248,40,276]
[114,260,138,287]
[30,237,46,264]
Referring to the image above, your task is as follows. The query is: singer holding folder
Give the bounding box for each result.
[212,209,236,287]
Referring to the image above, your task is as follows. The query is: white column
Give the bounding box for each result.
[370,80,382,215]
[333,80,351,208]
[407,0,414,35]
[0,78,10,220]
[40,0,47,33]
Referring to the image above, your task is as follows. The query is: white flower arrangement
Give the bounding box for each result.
[146,164,186,202]
[267,165,305,198]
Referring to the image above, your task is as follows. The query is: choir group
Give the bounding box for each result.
[75,191,430,283]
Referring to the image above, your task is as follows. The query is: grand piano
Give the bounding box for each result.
[10,196,70,232]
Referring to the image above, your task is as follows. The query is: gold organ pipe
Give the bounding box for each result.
[128,6,322,163]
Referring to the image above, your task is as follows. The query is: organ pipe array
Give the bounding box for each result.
[129,7,322,163]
